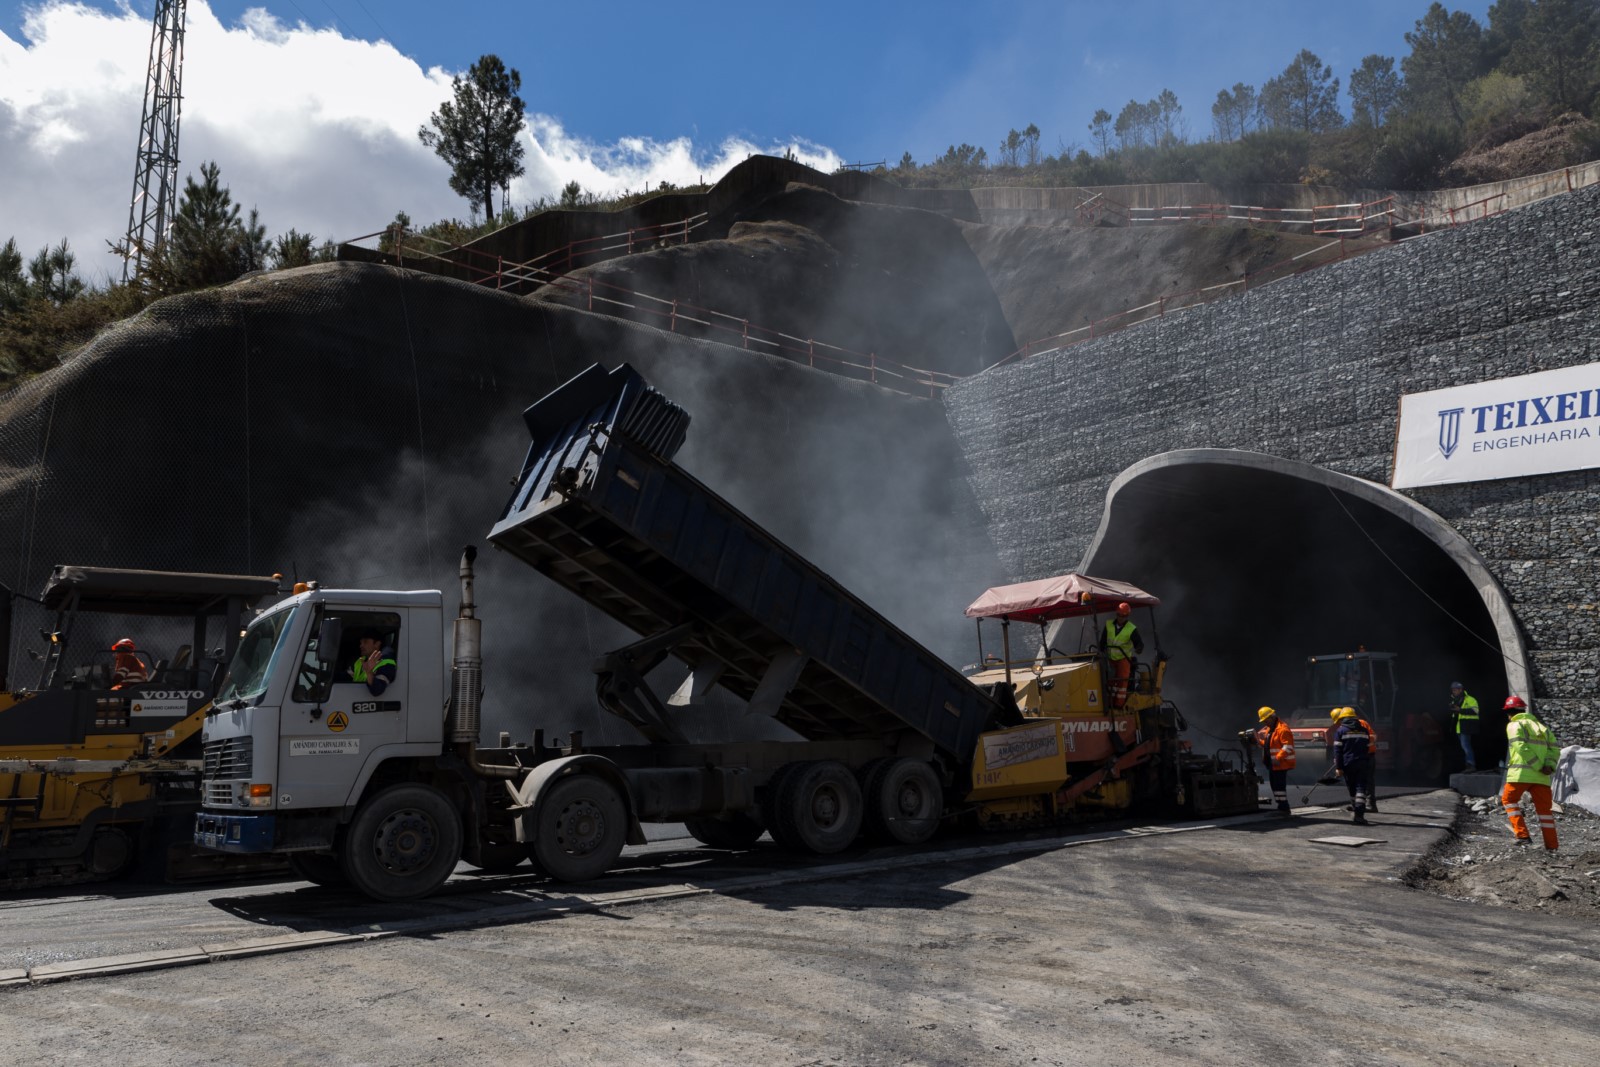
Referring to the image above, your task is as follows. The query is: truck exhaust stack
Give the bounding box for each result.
[449,545,482,745]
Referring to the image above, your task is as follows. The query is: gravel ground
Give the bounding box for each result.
[1408,795,1600,920]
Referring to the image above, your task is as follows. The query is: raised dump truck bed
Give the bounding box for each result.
[487,363,1002,762]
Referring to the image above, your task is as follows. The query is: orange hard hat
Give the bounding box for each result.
[1116,602,1131,617]
[113,637,136,652]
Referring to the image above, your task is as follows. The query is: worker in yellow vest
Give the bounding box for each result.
[1102,602,1144,709]
[1448,681,1480,771]
[1500,695,1561,851]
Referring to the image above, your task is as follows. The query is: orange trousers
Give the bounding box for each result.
[1110,658,1131,708]
[1501,782,1558,850]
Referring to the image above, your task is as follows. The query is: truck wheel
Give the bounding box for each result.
[863,758,943,845]
[288,852,349,888]
[529,775,625,883]
[684,813,765,850]
[775,760,863,855]
[759,762,806,850]
[342,783,463,902]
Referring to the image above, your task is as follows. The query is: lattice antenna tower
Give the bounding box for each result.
[122,0,188,284]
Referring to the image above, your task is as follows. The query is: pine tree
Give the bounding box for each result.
[418,54,528,222]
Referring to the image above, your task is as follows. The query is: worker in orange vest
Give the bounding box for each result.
[1256,706,1297,816]
[110,637,147,689]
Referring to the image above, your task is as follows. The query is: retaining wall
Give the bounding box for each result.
[944,181,1600,746]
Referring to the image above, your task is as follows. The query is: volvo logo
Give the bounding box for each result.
[142,689,207,700]
[1437,407,1463,459]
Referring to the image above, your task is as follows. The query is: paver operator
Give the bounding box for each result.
[1448,681,1480,771]
[1331,708,1374,826]
[1103,602,1144,709]
[1256,706,1296,816]
[1501,695,1561,852]
[110,637,147,689]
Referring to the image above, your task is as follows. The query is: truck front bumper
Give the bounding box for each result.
[194,811,276,854]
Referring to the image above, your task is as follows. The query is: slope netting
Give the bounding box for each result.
[0,262,1004,745]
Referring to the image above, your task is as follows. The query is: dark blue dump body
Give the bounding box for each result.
[487,363,1000,762]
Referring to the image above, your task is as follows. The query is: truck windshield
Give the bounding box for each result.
[215,604,299,706]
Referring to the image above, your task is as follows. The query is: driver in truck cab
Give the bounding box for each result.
[349,629,397,695]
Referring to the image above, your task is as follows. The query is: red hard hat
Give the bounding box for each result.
[1503,695,1526,711]
[113,637,136,652]
[1116,602,1131,617]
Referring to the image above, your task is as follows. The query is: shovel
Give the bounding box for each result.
[1300,763,1340,804]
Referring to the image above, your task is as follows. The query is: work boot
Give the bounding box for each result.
[1352,812,1368,826]
[1368,799,1379,813]
[1277,804,1293,819]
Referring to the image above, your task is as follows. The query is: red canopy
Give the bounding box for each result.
[964,573,1160,624]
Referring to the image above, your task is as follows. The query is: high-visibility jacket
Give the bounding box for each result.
[1450,691,1480,735]
[1257,720,1297,771]
[111,652,147,689]
[1103,620,1142,662]
[1333,720,1372,768]
[1505,712,1560,786]
[352,649,398,694]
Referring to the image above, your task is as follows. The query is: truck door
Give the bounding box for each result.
[279,607,410,810]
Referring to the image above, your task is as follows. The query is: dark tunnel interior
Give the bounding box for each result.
[1081,462,1513,780]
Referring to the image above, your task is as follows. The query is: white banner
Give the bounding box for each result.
[1392,362,1600,489]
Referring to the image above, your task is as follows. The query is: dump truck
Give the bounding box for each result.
[193,363,1259,901]
[1,565,282,889]
[1285,650,1454,783]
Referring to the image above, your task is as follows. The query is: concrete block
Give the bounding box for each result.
[1451,769,1507,797]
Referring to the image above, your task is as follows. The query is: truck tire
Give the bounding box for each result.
[288,852,349,888]
[342,783,463,902]
[684,813,765,850]
[759,762,806,850]
[529,775,626,883]
[774,760,863,855]
[862,758,943,845]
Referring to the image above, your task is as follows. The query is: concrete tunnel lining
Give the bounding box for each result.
[1078,447,1529,710]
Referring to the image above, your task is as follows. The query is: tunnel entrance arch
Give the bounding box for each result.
[1078,449,1526,777]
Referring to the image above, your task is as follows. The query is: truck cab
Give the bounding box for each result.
[197,588,446,851]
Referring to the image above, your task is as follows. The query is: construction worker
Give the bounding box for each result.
[1448,681,1480,771]
[349,629,397,696]
[1331,708,1374,825]
[1256,706,1296,816]
[110,637,147,689]
[1501,696,1561,852]
[1329,707,1380,812]
[1102,602,1144,709]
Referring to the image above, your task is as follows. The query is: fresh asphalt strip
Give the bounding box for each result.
[1,804,1364,988]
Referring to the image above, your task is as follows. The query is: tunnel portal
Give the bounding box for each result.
[1079,451,1524,778]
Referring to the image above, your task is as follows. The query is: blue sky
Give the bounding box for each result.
[1,1,1495,282]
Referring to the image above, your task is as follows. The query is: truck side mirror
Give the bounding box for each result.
[316,618,343,666]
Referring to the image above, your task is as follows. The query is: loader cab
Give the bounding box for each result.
[1304,652,1397,730]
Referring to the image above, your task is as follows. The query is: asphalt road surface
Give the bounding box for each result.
[2,791,1596,1066]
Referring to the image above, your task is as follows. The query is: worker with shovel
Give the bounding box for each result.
[1501,695,1561,853]
[1255,706,1296,816]
[1332,708,1374,826]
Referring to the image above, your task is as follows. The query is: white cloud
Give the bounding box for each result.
[0,1,840,286]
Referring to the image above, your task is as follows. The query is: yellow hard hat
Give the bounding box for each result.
[1336,707,1358,721]
[1329,709,1342,721]
[1257,706,1276,722]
